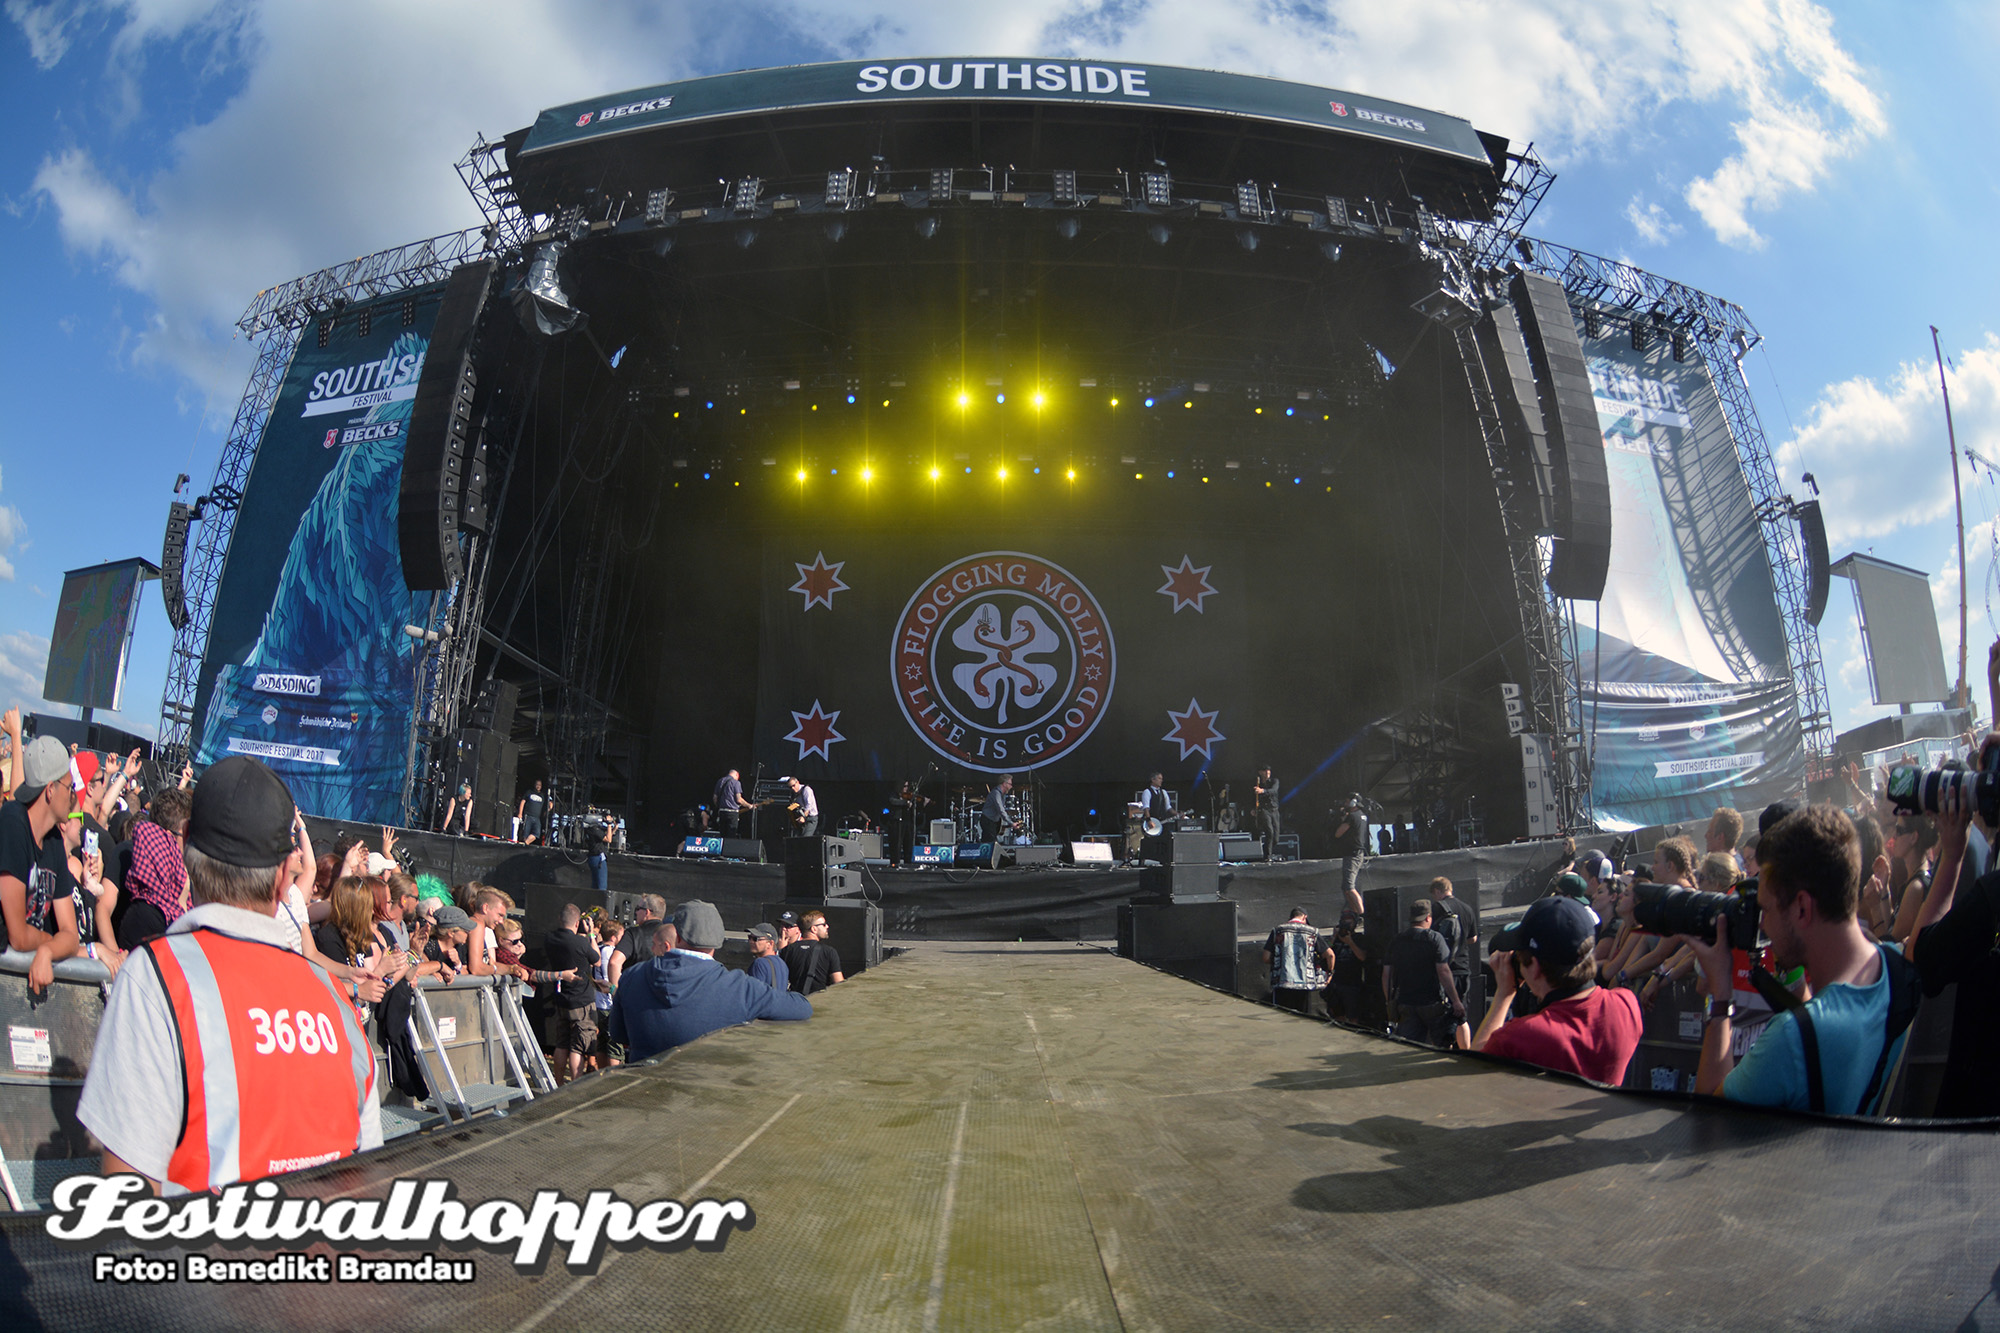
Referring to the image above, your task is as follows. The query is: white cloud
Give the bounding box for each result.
[0,630,57,710]
[0,464,21,582]
[17,0,1884,399]
[1624,196,1681,245]
[1775,335,2000,551]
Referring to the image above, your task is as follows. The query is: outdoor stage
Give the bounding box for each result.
[309,817,1571,944]
[7,941,1995,1331]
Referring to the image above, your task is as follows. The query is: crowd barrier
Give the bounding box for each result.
[0,949,557,1212]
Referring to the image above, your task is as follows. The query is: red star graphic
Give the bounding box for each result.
[790,552,850,611]
[784,700,846,761]
[1157,555,1216,613]
[1162,698,1226,761]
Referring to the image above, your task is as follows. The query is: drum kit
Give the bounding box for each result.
[949,784,1038,845]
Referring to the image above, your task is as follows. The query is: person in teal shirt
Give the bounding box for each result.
[1681,804,1915,1117]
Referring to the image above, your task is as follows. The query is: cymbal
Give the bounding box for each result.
[952,785,981,793]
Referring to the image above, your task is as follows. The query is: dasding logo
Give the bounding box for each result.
[253,673,322,698]
[893,552,1114,771]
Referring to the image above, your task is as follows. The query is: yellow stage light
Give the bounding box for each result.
[1066,468,1076,480]
[1183,400,1193,409]
[997,466,1008,480]
[1135,472,1144,480]
[956,392,970,407]
[1255,407,1263,414]
[1032,392,1046,408]
[861,467,874,482]
[795,469,807,482]
[929,467,941,480]
[1109,397,1119,407]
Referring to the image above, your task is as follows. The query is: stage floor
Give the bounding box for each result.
[7,943,1997,1331]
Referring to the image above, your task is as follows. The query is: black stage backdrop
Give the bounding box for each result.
[754,537,1252,785]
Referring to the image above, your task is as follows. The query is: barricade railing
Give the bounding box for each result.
[0,948,560,1211]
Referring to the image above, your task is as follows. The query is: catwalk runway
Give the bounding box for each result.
[5,942,1997,1331]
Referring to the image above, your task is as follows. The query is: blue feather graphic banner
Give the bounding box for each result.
[193,287,446,820]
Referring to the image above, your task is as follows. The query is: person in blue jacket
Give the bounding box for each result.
[609,900,811,1061]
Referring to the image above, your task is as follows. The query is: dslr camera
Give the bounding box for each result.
[1632,877,1760,952]
[1886,748,2000,823]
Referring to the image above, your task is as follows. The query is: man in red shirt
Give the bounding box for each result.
[1472,895,1642,1085]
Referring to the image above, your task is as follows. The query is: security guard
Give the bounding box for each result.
[79,756,385,1193]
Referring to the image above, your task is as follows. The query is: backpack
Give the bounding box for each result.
[1789,946,1922,1117]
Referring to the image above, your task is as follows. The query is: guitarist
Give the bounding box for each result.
[980,774,1022,845]
[785,776,819,838]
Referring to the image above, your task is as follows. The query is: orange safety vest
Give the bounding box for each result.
[144,927,375,1192]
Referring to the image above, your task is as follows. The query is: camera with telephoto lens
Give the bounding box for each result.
[1885,748,2000,823]
[1632,877,1760,952]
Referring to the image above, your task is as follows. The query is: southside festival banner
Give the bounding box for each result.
[753,539,1255,787]
[194,287,445,821]
[1573,336,1804,831]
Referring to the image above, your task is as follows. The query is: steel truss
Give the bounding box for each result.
[1493,236,1832,769]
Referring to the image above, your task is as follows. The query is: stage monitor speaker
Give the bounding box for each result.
[1512,269,1612,601]
[1474,301,1556,533]
[1012,844,1061,866]
[1068,841,1115,866]
[1217,831,1266,862]
[1118,900,1238,992]
[400,258,496,590]
[161,500,191,630]
[1797,499,1830,626]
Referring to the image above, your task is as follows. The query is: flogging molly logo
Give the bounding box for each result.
[893,553,1114,772]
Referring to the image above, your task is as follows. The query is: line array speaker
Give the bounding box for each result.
[400,259,496,590]
[1473,302,1556,533]
[161,501,192,630]
[465,678,521,734]
[1511,270,1612,600]
[1797,499,1830,626]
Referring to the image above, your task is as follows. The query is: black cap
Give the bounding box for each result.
[186,755,296,868]
[1758,801,1797,836]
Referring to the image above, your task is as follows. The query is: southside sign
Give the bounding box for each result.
[521,59,1488,165]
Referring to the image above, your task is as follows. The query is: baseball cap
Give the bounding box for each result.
[185,755,296,868]
[1554,872,1590,901]
[1409,898,1433,921]
[1758,801,1797,836]
[431,905,474,932]
[673,899,725,949]
[1288,905,1310,921]
[748,922,777,941]
[70,751,100,792]
[775,909,799,929]
[13,736,69,802]
[1492,896,1599,972]
[365,852,398,877]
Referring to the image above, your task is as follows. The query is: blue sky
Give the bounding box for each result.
[3,0,1997,748]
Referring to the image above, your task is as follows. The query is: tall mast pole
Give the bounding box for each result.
[1934,325,1968,707]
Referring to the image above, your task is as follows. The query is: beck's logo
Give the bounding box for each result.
[323,429,338,448]
[893,552,1114,772]
[576,111,593,126]
[1329,101,1346,116]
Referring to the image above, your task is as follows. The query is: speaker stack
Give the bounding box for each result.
[1134,830,1222,903]
[1797,499,1830,626]
[400,259,497,590]
[783,835,866,900]
[1510,270,1612,601]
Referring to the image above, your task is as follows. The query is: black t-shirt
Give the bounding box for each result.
[0,799,74,936]
[615,919,662,972]
[1385,927,1450,1006]
[1331,932,1366,985]
[782,938,842,995]
[1433,896,1475,972]
[1916,869,2000,1117]
[544,927,599,1008]
[523,791,546,820]
[1254,776,1280,811]
[117,898,169,951]
[1337,808,1369,855]
[313,920,354,965]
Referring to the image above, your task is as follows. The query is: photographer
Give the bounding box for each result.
[1471,896,1641,1084]
[1905,732,2000,1116]
[1324,909,1369,1023]
[1680,804,1919,1115]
